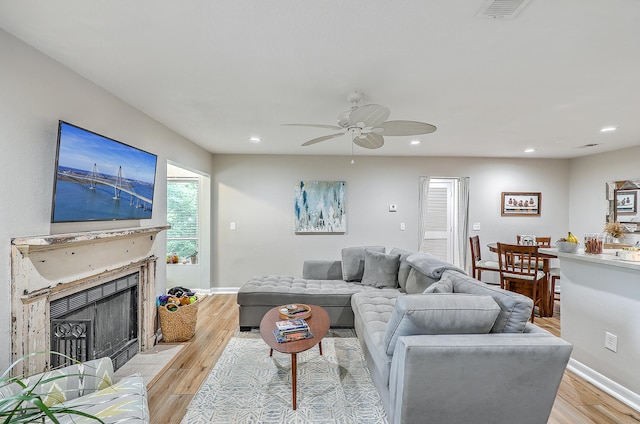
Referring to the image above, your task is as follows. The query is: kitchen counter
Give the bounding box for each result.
[544,246,640,411]
[539,247,640,271]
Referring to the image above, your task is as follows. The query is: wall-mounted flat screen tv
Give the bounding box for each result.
[51,121,158,223]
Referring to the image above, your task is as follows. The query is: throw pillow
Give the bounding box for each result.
[390,248,413,290]
[341,246,386,282]
[406,252,465,279]
[404,267,439,294]
[424,274,454,293]
[383,293,501,355]
[361,249,401,288]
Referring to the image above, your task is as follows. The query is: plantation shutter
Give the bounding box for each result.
[421,184,452,261]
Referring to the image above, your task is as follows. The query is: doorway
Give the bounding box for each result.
[419,177,469,268]
[166,162,211,291]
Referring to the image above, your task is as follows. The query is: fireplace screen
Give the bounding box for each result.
[50,273,139,370]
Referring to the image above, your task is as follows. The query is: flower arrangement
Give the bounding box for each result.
[603,221,625,239]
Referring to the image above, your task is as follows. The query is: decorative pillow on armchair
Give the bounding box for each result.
[361,249,401,288]
[341,246,386,282]
[383,293,501,355]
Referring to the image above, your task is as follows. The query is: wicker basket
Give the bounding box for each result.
[158,299,199,342]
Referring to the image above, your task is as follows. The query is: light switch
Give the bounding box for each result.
[230,222,236,230]
[472,222,481,231]
[400,223,406,231]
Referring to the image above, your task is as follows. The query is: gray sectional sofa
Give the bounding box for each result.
[237,246,572,424]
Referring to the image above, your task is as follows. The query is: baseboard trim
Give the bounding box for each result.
[196,287,239,295]
[567,358,640,412]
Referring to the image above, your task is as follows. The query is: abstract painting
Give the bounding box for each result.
[294,181,346,233]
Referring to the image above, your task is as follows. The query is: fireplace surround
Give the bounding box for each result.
[10,226,169,375]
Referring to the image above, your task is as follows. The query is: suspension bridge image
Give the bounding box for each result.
[57,164,153,211]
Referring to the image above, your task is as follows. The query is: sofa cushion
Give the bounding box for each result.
[444,270,534,333]
[404,267,438,294]
[424,274,454,293]
[406,252,465,279]
[60,373,149,424]
[361,249,401,288]
[342,246,386,282]
[238,275,381,307]
[351,290,402,394]
[390,248,413,290]
[383,293,501,355]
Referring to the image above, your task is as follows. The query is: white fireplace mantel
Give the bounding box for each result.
[10,225,169,374]
[12,225,170,256]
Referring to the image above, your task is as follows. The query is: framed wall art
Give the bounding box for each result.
[294,181,346,233]
[501,192,541,216]
[616,190,637,215]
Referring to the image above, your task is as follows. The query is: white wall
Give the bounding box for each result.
[0,29,214,370]
[212,154,570,288]
[569,145,640,246]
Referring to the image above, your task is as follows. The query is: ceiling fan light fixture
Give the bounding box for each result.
[285,91,436,150]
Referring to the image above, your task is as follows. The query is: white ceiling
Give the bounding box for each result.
[2,0,640,159]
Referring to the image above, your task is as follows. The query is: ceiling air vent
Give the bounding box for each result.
[577,143,600,148]
[476,0,532,19]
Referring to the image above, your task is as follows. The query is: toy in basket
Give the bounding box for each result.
[158,292,199,342]
[278,303,312,320]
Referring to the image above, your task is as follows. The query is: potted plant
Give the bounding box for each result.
[603,221,625,243]
[0,352,103,423]
[186,250,198,264]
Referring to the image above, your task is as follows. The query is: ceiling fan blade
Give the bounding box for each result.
[283,123,343,130]
[301,132,345,146]
[379,120,437,136]
[348,104,390,127]
[353,132,384,149]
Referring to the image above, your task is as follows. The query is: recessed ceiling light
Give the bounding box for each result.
[524,148,535,153]
[249,137,262,143]
[600,126,617,132]
[410,140,421,145]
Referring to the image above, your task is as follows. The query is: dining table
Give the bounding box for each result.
[487,242,557,317]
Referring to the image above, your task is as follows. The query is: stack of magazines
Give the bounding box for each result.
[273,318,313,343]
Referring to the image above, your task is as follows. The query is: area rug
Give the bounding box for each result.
[181,336,388,423]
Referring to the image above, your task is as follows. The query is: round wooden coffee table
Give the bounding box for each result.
[259,304,330,410]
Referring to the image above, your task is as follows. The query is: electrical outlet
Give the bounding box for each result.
[472,222,481,231]
[605,332,618,352]
[230,222,236,230]
[400,223,406,231]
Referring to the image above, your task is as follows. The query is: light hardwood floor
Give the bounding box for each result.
[147,294,640,424]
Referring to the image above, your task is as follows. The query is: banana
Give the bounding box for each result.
[567,232,579,244]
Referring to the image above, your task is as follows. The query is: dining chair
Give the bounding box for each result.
[516,235,551,247]
[496,243,547,322]
[550,267,561,301]
[469,236,500,282]
[516,236,551,271]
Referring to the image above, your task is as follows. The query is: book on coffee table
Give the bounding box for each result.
[275,318,308,332]
[273,328,313,343]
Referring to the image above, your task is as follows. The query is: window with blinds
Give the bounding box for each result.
[167,178,199,260]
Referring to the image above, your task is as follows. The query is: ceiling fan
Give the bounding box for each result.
[283,91,436,149]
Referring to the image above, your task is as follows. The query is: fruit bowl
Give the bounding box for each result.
[556,241,579,253]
